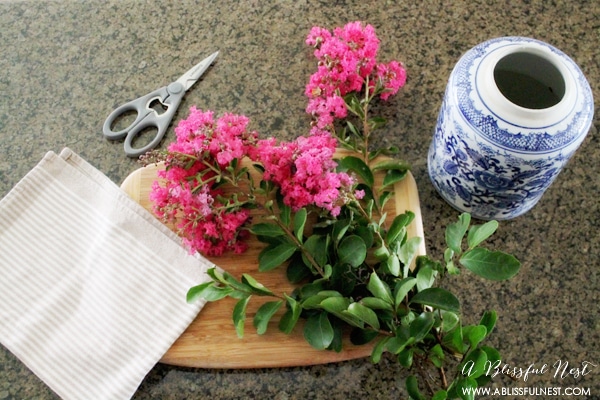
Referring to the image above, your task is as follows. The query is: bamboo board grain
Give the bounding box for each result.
[120,152,426,368]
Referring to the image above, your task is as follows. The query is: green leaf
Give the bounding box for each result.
[481,345,501,366]
[428,343,445,368]
[443,248,454,263]
[393,277,417,310]
[399,236,422,271]
[186,282,214,303]
[254,300,283,335]
[366,272,393,305]
[258,242,297,272]
[444,248,460,275]
[318,290,344,298]
[336,156,374,187]
[302,293,334,309]
[303,234,329,268]
[446,260,460,275]
[286,253,312,283]
[303,312,334,350]
[480,345,501,383]
[371,158,411,172]
[344,93,365,120]
[350,328,379,345]
[293,208,307,242]
[373,243,390,260]
[398,348,413,368]
[187,282,232,302]
[279,295,302,334]
[384,254,401,277]
[250,223,284,237]
[455,377,477,400]
[241,274,275,296]
[278,198,291,226]
[370,337,390,363]
[409,312,435,342]
[346,119,361,137]
[331,311,365,329]
[460,248,521,281]
[440,310,460,332]
[328,318,344,352]
[332,219,351,243]
[479,310,497,334]
[347,302,380,330]
[323,264,333,279]
[410,287,460,313]
[360,297,394,311]
[233,296,251,338]
[386,335,409,354]
[387,212,414,243]
[467,220,499,249]
[445,213,471,254]
[432,390,448,400]
[298,280,326,299]
[416,265,436,292]
[355,225,374,248]
[228,290,251,300]
[319,295,356,320]
[368,115,387,131]
[461,348,488,379]
[368,145,400,160]
[382,169,407,189]
[443,324,467,354]
[320,296,351,313]
[206,267,225,284]
[378,190,393,210]
[406,375,426,400]
[218,270,254,293]
[416,255,444,275]
[338,235,367,267]
[462,325,488,349]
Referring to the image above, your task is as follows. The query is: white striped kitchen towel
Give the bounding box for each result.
[0,149,212,400]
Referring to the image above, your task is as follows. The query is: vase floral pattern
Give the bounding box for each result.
[428,37,593,220]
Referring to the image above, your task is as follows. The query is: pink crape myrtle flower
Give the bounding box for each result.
[305,21,406,129]
[150,107,256,256]
[250,131,355,216]
[375,60,407,100]
[305,95,348,129]
[169,106,256,167]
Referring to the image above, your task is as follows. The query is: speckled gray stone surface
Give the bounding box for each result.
[0,1,598,399]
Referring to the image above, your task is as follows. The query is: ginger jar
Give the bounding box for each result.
[427,37,594,220]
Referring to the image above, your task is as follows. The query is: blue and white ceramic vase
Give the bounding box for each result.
[428,37,594,220]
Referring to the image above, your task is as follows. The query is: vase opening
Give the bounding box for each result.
[493,51,565,110]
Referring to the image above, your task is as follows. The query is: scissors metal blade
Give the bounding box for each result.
[176,51,219,91]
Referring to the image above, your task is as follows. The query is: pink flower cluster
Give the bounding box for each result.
[250,131,354,217]
[149,22,405,257]
[305,21,407,128]
[169,107,256,167]
[150,106,355,256]
[150,107,256,256]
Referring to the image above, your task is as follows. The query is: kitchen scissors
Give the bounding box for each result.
[103,51,219,157]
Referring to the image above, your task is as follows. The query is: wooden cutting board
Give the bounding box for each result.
[120,151,426,368]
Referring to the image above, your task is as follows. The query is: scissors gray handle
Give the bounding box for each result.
[103,83,184,157]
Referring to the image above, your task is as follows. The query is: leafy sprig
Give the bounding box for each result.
[189,200,520,398]
[180,22,522,399]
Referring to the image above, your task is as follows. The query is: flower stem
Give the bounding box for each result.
[360,76,372,162]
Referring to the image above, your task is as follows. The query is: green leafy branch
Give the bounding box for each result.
[188,201,521,398]
[184,74,522,399]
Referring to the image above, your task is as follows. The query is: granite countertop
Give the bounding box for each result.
[1,1,598,399]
